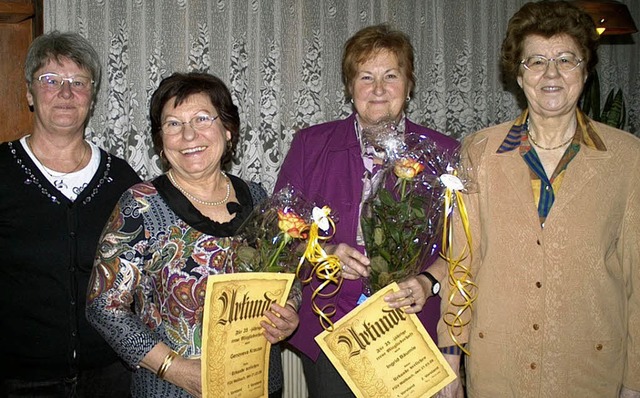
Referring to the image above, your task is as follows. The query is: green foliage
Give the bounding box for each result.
[361,175,440,292]
[234,186,312,273]
[581,70,627,129]
[234,207,292,273]
[581,69,600,119]
[600,89,626,129]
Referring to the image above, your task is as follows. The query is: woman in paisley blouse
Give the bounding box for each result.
[86,72,300,397]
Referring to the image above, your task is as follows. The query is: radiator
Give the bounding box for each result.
[281,348,308,397]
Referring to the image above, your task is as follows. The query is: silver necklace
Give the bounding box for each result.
[26,136,89,189]
[167,170,231,206]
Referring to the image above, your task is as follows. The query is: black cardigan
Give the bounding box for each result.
[0,140,141,380]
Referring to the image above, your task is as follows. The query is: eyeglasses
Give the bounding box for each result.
[36,73,94,92]
[520,53,583,73]
[161,114,220,135]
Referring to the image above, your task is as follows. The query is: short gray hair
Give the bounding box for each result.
[25,31,102,100]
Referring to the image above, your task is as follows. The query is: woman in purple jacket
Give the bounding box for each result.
[274,24,459,397]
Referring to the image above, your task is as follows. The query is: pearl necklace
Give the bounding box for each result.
[167,170,231,206]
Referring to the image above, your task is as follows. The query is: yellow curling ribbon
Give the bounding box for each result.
[295,206,343,331]
[440,169,477,356]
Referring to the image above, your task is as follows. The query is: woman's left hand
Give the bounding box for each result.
[326,243,370,280]
[383,275,432,313]
[261,301,300,344]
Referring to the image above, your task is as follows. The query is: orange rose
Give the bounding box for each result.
[277,209,309,239]
[393,158,425,180]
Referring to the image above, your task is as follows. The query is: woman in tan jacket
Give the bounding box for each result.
[433,2,640,397]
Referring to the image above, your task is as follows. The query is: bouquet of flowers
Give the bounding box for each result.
[234,185,313,273]
[234,184,344,329]
[360,122,458,293]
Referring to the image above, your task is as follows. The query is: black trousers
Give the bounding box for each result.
[301,351,355,398]
[1,361,131,398]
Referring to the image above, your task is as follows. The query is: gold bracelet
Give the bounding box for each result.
[157,350,178,379]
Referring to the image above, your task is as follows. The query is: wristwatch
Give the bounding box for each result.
[420,271,441,297]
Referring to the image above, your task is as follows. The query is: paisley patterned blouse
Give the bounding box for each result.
[86,173,284,397]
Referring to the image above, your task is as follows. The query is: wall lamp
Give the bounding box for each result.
[572,0,638,35]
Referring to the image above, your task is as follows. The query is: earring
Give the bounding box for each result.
[159,150,164,159]
[406,96,411,103]
[350,98,354,104]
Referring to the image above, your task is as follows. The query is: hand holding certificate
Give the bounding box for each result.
[201,273,295,398]
[315,283,456,398]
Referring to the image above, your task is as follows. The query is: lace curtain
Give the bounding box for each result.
[45,0,640,191]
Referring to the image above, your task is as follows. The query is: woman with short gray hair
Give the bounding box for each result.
[0,30,139,397]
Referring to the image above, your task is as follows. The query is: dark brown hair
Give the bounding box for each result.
[501,1,599,82]
[342,24,415,98]
[149,72,240,169]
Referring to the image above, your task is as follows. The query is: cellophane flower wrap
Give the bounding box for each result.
[233,184,343,330]
[234,185,313,273]
[360,121,458,293]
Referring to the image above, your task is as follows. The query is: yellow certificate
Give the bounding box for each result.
[315,283,456,398]
[201,272,295,398]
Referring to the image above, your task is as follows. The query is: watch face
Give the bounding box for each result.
[433,283,441,295]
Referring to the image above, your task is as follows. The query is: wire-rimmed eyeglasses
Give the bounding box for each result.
[36,73,95,92]
[520,53,583,73]
[161,114,220,135]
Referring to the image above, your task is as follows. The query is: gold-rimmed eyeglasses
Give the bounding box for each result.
[161,114,220,135]
[520,54,583,73]
[36,73,95,92]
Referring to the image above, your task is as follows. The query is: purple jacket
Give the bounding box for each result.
[274,113,459,360]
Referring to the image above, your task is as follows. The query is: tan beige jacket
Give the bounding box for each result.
[437,119,640,397]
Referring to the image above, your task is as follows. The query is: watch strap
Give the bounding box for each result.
[419,271,440,296]
[440,345,463,355]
